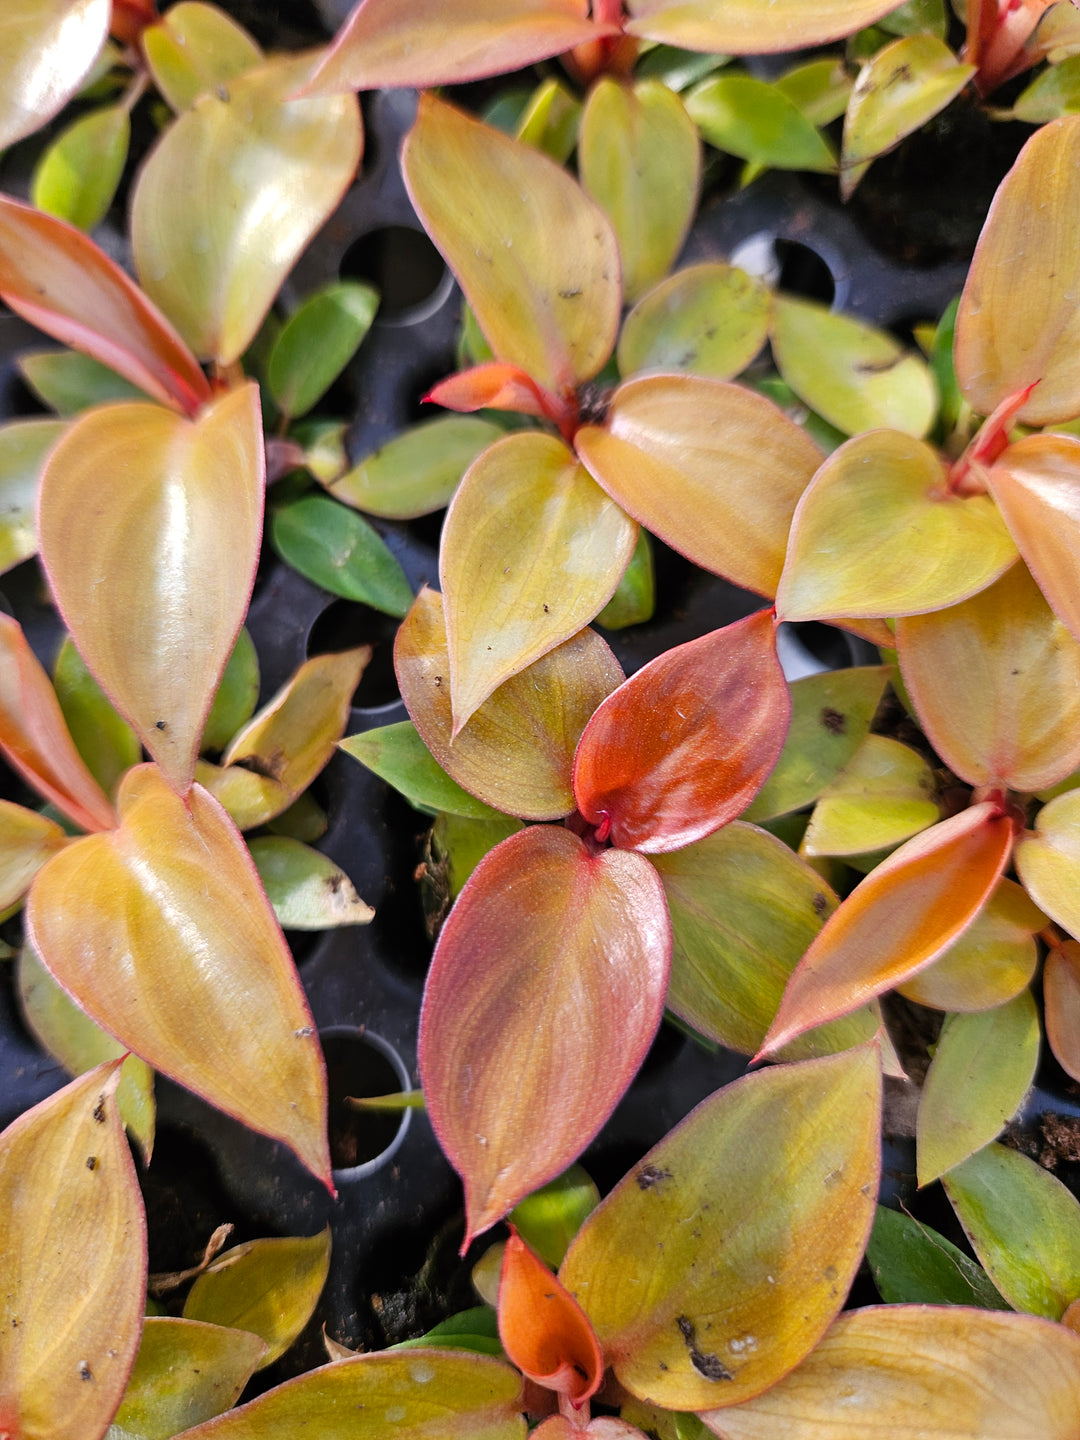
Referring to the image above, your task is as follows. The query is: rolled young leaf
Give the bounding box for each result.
[498,1229,603,1406]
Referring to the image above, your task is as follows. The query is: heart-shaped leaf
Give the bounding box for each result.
[131,53,362,365]
[0,196,211,415]
[402,94,620,393]
[916,989,1039,1185]
[248,837,373,930]
[143,0,263,111]
[0,0,111,149]
[306,0,611,91]
[161,1350,526,1439]
[26,764,332,1187]
[31,102,130,233]
[1045,937,1080,1082]
[0,419,65,573]
[776,430,1017,621]
[498,1229,603,1406]
[616,262,771,381]
[561,1046,881,1411]
[110,1317,267,1440]
[955,113,1080,425]
[770,296,937,439]
[576,376,821,599]
[0,614,117,833]
[419,824,670,1242]
[1014,787,1080,938]
[573,610,790,854]
[760,802,1014,1055]
[685,74,836,173]
[802,734,940,857]
[898,559,1080,791]
[701,1306,1080,1439]
[440,431,636,732]
[986,433,1080,645]
[897,877,1043,1011]
[0,802,69,910]
[38,385,264,794]
[624,0,901,53]
[945,1142,1080,1319]
[653,821,881,1059]
[0,1062,146,1440]
[579,78,701,303]
[328,417,502,520]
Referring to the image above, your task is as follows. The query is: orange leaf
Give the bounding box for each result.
[759,802,1014,1055]
[419,825,670,1243]
[1045,938,1080,1083]
[573,610,789,854]
[0,195,209,415]
[427,363,566,426]
[498,1229,603,1407]
[27,764,331,1187]
[0,614,116,833]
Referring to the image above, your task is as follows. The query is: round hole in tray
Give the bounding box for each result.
[322,1026,413,1178]
[340,226,452,325]
[727,234,836,306]
[307,599,401,708]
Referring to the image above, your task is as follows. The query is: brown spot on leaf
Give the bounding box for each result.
[78,1361,92,1382]
[636,1164,673,1190]
[93,1098,106,1124]
[676,1314,733,1382]
[812,891,828,916]
[821,707,846,735]
[86,1156,97,1171]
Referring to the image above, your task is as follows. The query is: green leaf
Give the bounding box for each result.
[18,349,147,414]
[802,733,940,857]
[267,281,379,419]
[515,77,580,164]
[201,627,259,753]
[31,103,129,232]
[0,418,64,573]
[596,528,655,629]
[430,810,525,901]
[880,0,947,38]
[247,836,373,930]
[686,73,837,173]
[633,45,732,91]
[271,494,413,616]
[391,1307,503,1358]
[142,0,263,111]
[930,296,962,436]
[339,720,504,820]
[775,57,853,126]
[329,416,502,520]
[53,635,141,799]
[510,1165,600,1269]
[867,1204,1009,1308]
[183,1228,332,1368]
[1013,54,1080,123]
[946,1142,1080,1319]
[617,261,770,381]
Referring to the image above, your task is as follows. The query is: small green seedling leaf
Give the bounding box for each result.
[201,627,260,754]
[1013,53,1080,121]
[596,528,655,630]
[267,282,379,419]
[867,1205,1009,1307]
[53,635,140,798]
[509,1165,600,1270]
[390,1306,500,1358]
[686,73,837,173]
[802,733,940,857]
[430,811,525,902]
[617,262,771,381]
[247,836,373,930]
[271,494,413,617]
[339,720,504,820]
[775,56,852,125]
[18,350,147,415]
[0,419,64,574]
[31,103,129,231]
[516,77,581,163]
[329,417,502,520]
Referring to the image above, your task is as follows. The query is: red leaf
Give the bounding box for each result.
[419,825,671,1244]
[498,1228,603,1408]
[572,610,789,853]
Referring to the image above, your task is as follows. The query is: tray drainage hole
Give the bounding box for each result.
[729,234,835,305]
[321,1027,413,1178]
[340,226,452,325]
[306,599,401,708]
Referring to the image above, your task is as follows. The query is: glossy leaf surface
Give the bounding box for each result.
[654,822,880,1059]
[561,1047,881,1411]
[802,734,939,857]
[0,0,110,150]
[1045,938,1080,1081]
[955,113,1080,424]
[164,1350,526,1439]
[329,417,502,520]
[132,53,362,365]
[760,802,1013,1054]
[0,803,68,911]
[897,877,1042,1011]
[110,1317,266,1440]
[0,614,116,833]
[403,95,620,392]
[26,765,331,1186]
[0,196,211,415]
[573,610,789,853]
[184,1229,331,1368]
[17,350,146,414]
[307,0,608,91]
[31,103,129,233]
[53,636,140,799]
[945,1143,1080,1319]
[248,837,373,930]
[577,376,820,598]
[420,825,670,1241]
[441,432,636,732]
[1015,788,1080,938]
[268,282,379,420]
[0,419,64,574]
[986,433,1080,645]
[17,942,155,1162]
[271,495,413,617]
[339,721,503,820]
[917,990,1039,1184]
[686,74,836,172]
[579,79,700,303]
[617,262,770,381]
[777,430,1017,621]
[770,296,937,438]
[624,0,901,53]
[866,1205,1008,1308]
[898,559,1080,791]
[498,1230,602,1405]
[0,1063,145,1440]
[744,666,888,822]
[39,385,263,793]
[143,1,263,111]
[702,1306,1080,1438]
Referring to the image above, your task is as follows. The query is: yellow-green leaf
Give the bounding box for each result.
[917,990,1039,1185]
[770,295,937,439]
[579,78,700,304]
[183,1229,331,1369]
[1014,787,1080,938]
[38,385,264,794]
[0,1062,145,1440]
[0,803,68,912]
[440,431,636,732]
[624,0,901,54]
[561,1048,881,1411]
[26,765,332,1187]
[247,837,373,930]
[0,418,64,574]
[1046,938,1080,1082]
[1013,52,1080,121]
[402,94,620,392]
[686,74,836,173]
[802,734,940,857]
[617,262,771,381]
[31,103,130,232]
[775,57,852,126]
[515,76,581,164]
[142,1,263,112]
[328,417,502,520]
[0,0,110,149]
[132,53,362,365]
